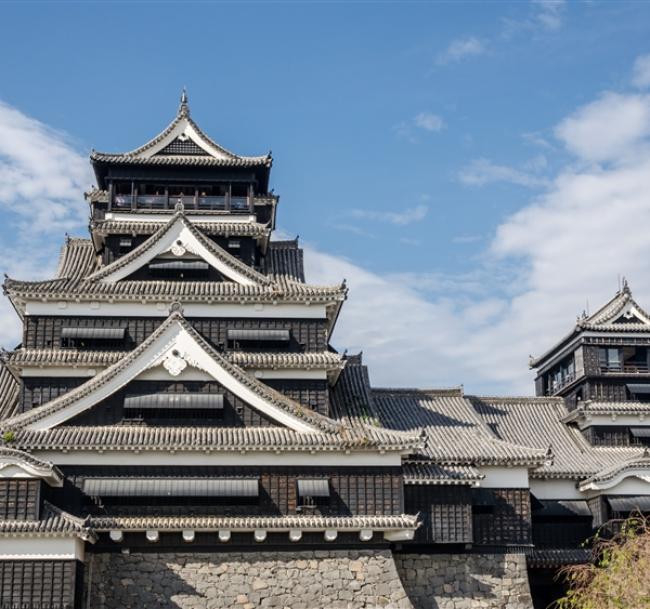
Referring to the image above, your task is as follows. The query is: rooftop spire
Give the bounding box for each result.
[622,276,631,295]
[178,87,190,117]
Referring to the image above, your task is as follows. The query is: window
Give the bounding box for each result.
[296,478,330,511]
[599,348,622,371]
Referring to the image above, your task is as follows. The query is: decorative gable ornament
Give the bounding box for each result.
[170,240,187,257]
[162,349,188,377]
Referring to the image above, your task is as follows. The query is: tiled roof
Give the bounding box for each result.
[0,501,96,542]
[8,348,344,372]
[92,219,271,238]
[55,238,99,279]
[469,396,646,478]
[526,548,592,568]
[90,513,418,532]
[90,153,270,168]
[0,362,19,420]
[4,275,346,306]
[564,400,650,419]
[8,425,419,453]
[531,284,650,367]
[371,388,546,466]
[91,99,270,168]
[331,362,544,467]
[266,240,305,283]
[403,463,483,485]
[86,212,273,286]
[0,447,59,472]
[578,452,650,490]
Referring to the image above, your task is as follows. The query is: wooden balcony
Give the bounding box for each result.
[110,193,257,213]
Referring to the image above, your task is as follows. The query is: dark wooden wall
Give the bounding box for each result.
[24,316,327,352]
[264,379,329,417]
[404,485,472,544]
[61,380,278,427]
[472,488,532,546]
[21,378,327,424]
[58,466,404,519]
[0,560,82,609]
[0,480,40,521]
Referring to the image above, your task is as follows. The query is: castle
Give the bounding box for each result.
[1,94,649,609]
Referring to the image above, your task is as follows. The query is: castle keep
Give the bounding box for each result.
[1,95,649,609]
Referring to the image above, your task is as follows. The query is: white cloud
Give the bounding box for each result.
[436,37,485,66]
[532,0,566,31]
[348,205,428,226]
[458,158,550,188]
[554,92,650,163]
[413,112,444,132]
[632,54,650,89]
[395,112,444,142]
[0,101,91,349]
[309,66,650,395]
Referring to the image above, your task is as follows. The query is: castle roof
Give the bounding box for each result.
[90,91,271,188]
[3,214,345,315]
[0,501,96,542]
[531,281,650,368]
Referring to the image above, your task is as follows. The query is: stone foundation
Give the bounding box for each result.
[394,553,533,609]
[86,550,532,609]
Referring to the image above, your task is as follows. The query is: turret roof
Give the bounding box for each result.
[530,281,650,368]
[90,91,271,169]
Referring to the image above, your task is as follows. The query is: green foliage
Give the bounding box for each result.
[1,431,15,443]
[555,515,650,609]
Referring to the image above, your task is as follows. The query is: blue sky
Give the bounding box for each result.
[3,1,650,394]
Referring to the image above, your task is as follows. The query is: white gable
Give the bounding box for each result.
[22,319,319,433]
[92,216,260,286]
[136,116,234,160]
[609,301,650,326]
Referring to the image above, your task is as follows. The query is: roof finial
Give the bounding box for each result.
[179,87,190,117]
[622,276,631,294]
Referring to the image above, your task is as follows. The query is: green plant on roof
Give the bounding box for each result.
[2,431,16,443]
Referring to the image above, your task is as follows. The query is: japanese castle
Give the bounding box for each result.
[1,94,650,609]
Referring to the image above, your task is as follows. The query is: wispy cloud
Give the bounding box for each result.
[458,158,550,188]
[532,0,566,31]
[395,112,445,142]
[436,37,485,66]
[348,205,428,226]
[632,54,650,89]
[502,0,567,38]
[311,57,650,394]
[413,112,445,132]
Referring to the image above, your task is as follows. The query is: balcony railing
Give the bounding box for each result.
[599,363,650,374]
[546,373,576,395]
[110,193,257,213]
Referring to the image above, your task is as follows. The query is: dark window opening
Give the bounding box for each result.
[61,326,127,351]
[226,329,291,352]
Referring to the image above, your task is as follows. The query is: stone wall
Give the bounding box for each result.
[394,553,532,609]
[85,550,532,609]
